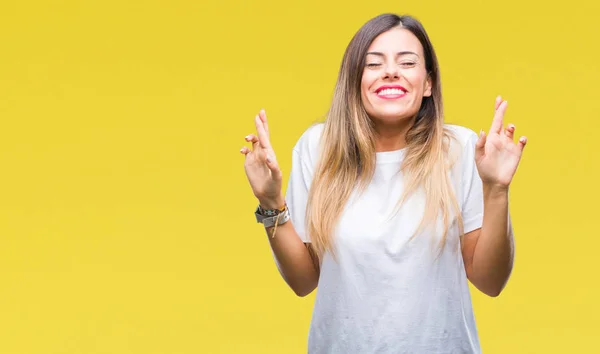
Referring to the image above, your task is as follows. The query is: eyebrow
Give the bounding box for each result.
[366,51,419,57]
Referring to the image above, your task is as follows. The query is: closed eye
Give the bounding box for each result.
[366,63,382,68]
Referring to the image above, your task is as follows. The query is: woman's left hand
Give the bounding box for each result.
[475,96,528,189]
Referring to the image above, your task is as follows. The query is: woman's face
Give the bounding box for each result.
[361,27,432,125]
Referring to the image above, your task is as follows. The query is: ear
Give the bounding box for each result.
[424,75,432,97]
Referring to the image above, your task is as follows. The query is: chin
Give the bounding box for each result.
[369,108,415,123]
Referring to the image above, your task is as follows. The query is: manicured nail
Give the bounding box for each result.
[479,129,484,137]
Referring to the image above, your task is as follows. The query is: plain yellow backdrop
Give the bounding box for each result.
[1,0,598,353]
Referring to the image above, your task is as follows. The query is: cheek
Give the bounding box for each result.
[360,75,369,93]
[405,71,428,93]
[361,72,378,96]
[360,78,371,102]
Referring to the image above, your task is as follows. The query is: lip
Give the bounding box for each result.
[375,85,408,100]
[375,85,407,93]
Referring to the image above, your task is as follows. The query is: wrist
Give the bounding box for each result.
[259,195,285,210]
[482,183,509,200]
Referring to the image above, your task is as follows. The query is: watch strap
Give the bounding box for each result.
[255,206,290,228]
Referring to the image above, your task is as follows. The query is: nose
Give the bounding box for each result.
[383,62,400,80]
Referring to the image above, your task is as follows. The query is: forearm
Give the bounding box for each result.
[260,196,319,297]
[470,185,514,296]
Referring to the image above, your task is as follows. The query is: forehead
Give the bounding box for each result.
[367,27,423,56]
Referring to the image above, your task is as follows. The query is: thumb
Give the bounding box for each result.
[475,130,486,160]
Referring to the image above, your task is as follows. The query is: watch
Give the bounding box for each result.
[255,205,291,228]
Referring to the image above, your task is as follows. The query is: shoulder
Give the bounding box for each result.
[292,122,325,167]
[444,124,479,149]
[444,124,479,173]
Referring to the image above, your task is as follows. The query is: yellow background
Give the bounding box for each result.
[0,0,598,353]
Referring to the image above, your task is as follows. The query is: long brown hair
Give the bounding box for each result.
[306,14,463,260]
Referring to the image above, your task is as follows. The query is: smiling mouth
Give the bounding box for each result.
[376,88,407,99]
[378,88,406,95]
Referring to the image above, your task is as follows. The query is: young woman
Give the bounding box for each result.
[240,13,527,354]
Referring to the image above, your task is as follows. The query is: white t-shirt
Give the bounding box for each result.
[284,123,484,354]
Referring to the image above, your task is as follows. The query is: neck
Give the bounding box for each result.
[372,117,415,152]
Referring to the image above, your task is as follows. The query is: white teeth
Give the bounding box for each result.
[378,88,405,95]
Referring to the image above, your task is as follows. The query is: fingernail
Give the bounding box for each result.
[245,135,250,140]
[266,156,271,163]
[479,129,484,137]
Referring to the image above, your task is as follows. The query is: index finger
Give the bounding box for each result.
[255,114,272,149]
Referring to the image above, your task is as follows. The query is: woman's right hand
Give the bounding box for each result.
[240,109,285,210]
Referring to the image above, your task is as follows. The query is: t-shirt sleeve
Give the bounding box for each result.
[285,147,313,243]
[460,131,484,233]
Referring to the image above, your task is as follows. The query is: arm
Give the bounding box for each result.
[241,109,319,297]
[264,216,320,297]
[463,95,527,297]
[260,195,319,296]
[462,186,513,297]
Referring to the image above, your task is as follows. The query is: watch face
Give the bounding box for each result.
[258,205,283,217]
